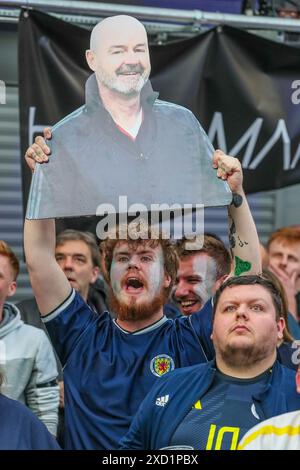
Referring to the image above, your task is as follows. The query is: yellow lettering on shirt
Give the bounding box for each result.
[205,424,240,450]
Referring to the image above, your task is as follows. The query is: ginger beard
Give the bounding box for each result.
[109,282,168,322]
[109,246,169,322]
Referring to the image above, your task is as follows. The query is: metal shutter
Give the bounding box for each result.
[0,85,32,303]
[205,192,276,245]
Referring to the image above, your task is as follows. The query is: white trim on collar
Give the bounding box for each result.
[113,315,168,335]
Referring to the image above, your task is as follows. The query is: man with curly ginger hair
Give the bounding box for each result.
[101,226,177,324]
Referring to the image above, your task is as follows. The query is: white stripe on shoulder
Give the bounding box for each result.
[113,315,168,335]
[42,289,76,323]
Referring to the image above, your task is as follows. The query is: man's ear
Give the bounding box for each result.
[86,50,96,72]
[7,281,17,298]
[214,274,229,292]
[164,274,171,289]
[277,317,285,341]
[296,367,300,394]
[90,266,100,285]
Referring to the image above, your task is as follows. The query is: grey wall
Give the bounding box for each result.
[274,184,300,229]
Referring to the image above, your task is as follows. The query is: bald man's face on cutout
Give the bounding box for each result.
[86,16,151,96]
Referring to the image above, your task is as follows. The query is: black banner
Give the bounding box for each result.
[19,9,300,219]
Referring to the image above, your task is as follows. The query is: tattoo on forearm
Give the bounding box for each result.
[229,217,236,249]
[229,213,248,249]
[234,256,252,276]
[238,236,249,248]
[231,193,243,208]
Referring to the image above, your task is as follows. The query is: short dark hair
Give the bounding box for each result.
[56,230,101,268]
[176,234,231,280]
[212,275,284,321]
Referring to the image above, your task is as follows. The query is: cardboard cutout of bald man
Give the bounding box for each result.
[26,16,232,220]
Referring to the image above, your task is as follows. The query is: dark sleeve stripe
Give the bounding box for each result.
[36,380,58,388]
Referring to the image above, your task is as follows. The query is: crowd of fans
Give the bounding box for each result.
[1,219,300,449]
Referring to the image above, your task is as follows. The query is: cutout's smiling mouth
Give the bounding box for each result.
[180,300,198,308]
[119,72,140,75]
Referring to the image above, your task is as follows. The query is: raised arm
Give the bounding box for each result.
[24,218,71,315]
[213,150,262,276]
